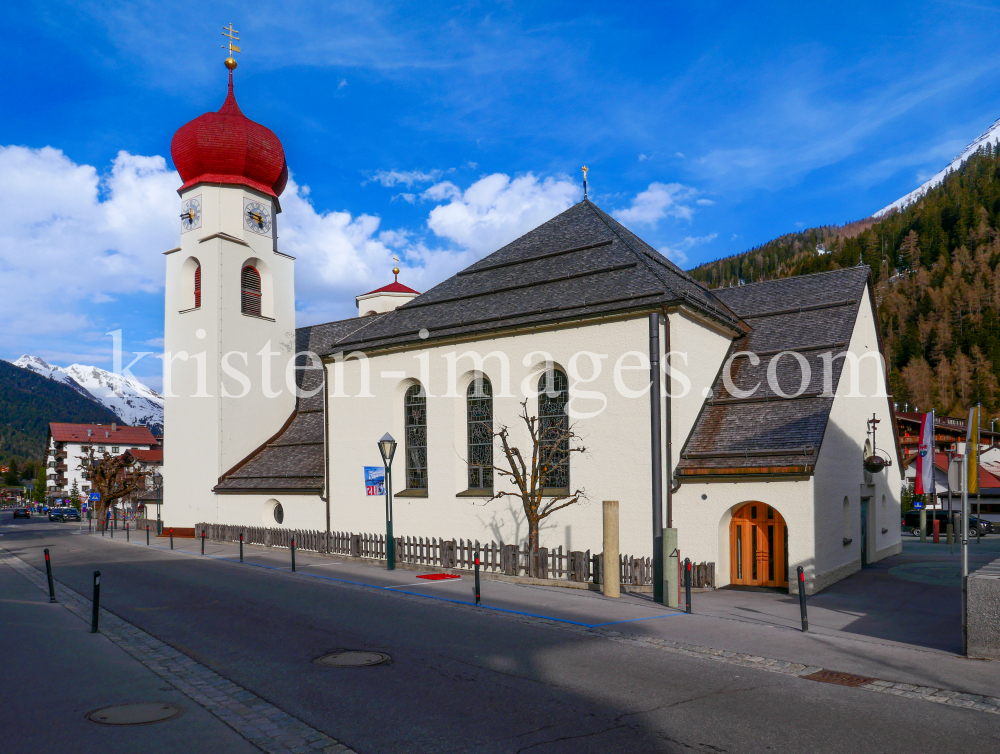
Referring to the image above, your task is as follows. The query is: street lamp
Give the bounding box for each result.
[153,472,163,535]
[378,433,397,571]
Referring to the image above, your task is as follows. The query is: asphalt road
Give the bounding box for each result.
[3,513,999,754]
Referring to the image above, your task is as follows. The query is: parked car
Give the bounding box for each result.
[48,508,62,521]
[903,510,993,537]
[12,507,30,519]
[62,508,81,522]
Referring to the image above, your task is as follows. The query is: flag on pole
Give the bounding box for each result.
[915,410,935,495]
[967,404,980,494]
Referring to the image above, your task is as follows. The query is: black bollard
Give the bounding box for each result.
[44,548,56,603]
[101,522,105,537]
[91,571,101,633]
[201,531,205,555]
[474,551,481,606]
[239,532,244,563]
[291,537,296,572]
[797,566,808,632]
[146,525,149,545]
[126,523,129,542]
[110,519,114,538]
[684,558,692,614]
[169,528,174,550]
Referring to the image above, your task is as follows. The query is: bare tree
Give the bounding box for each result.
[78,446,148,530]
[488,399,586,575]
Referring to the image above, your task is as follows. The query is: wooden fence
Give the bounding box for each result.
[195,523,716,588]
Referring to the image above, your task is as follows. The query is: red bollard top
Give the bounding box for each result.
[44,551,50,561]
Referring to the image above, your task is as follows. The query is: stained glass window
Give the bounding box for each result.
[405,384,427,490]
[537,369,569,490]
[467,378,493,490]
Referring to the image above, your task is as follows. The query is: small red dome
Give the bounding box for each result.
[171,74,287,198]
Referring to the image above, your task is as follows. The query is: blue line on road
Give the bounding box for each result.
[113,539,679,629]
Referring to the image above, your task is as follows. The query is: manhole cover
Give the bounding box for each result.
[314,650,391,667]
[86,702,184,726]
[802,669,876,687]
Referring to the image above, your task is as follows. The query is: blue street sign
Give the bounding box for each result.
[913,500,923,509]
[89,493,100,501]
[364,466,385,496]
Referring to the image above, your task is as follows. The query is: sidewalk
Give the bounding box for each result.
[0,553,260,754]
[91,528,1000,700]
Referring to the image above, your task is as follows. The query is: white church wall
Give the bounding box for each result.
[216,493,326,530]
[810,284,902,593]
[327,316,665,557]
[672,478,815,589]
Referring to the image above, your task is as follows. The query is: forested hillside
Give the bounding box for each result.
[689,145,1000,416]
[0,359,119,462]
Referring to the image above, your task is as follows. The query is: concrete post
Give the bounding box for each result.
[603,500,620,598]
[664,528,679,608]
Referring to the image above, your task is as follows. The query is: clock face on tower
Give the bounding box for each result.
[180,195,202,233]
[244,198,273,236]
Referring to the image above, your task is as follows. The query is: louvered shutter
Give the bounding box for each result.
[241,266,261,316]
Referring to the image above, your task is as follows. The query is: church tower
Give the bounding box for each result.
[162,45,296,527]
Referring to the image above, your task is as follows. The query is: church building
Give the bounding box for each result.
[162,66,903,595]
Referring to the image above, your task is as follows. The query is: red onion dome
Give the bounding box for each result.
[171,73,287,198]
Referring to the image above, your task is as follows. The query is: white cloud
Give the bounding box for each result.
[369,168,443,187]
[0,146,177,337]
[638,154,648,162]
[613,182,699,226]
[337,78,348,89]
[0,146,584,349]
[659,233,718,266]
[426,173,580,255]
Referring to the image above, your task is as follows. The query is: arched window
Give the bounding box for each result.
[241,265,261,316]
[405,384,427,490]
[537,369,569,490]
[194,263,202,309]
[467,377,493,490]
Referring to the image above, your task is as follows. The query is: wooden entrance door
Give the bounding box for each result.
[730,503,788,588]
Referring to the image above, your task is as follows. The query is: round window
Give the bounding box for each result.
[273,503,284,525]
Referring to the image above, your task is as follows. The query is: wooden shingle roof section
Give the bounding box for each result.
[676,267,872,479]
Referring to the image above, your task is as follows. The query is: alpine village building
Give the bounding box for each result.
[46,422,159,504]
[161,68,903,595]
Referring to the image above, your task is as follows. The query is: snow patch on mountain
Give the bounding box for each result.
[13,355,163,434]
[875,117,1000,218]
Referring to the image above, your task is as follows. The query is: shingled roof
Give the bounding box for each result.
[676,267,873,479]
[214,317,381,494]
[314,200,745,356]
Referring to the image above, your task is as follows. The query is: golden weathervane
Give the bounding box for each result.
[222,23,241,70]
[392,255,401,282]
[582,165,589,199]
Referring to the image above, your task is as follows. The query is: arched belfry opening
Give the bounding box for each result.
[729,503,788,588]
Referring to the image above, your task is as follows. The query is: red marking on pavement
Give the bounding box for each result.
[417,573,460,581]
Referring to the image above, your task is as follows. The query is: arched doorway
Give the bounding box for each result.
[730,503,788,588]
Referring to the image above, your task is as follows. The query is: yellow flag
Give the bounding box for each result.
[967,405,980,494]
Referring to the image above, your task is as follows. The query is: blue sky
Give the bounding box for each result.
[4,1,1000,389]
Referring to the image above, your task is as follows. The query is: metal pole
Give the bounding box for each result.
[201,531,205,555]
[291,537,296,572]
[385,464,395,571]
[91,571,101,633]
[44,548,56,603]
[962,452,969,654]
[170,528,174,550]
[126,522,129,542]
[948,451,954,553]
[684,558,692,614]
[146,525,149,545]
[474,549,481,606]
[797,566,808,631]
[239,532,244,563]
[649,312,664,604]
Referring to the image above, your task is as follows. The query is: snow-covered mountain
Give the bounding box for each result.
[875,116,1000,217]
[13,355,163,434]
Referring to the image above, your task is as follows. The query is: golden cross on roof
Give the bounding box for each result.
[582,165,589,198]
[392,255,400,281]
[222,23,241,71]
